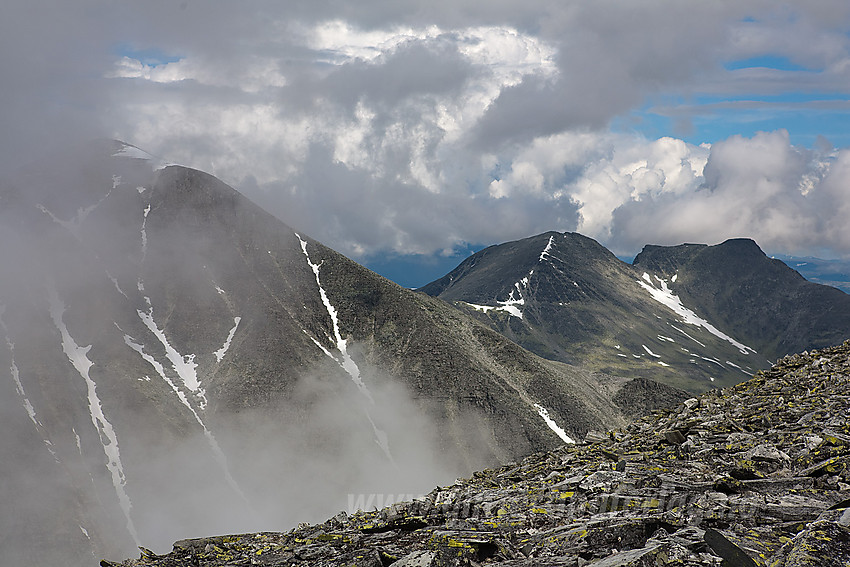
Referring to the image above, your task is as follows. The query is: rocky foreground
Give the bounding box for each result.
[106,342,850,567]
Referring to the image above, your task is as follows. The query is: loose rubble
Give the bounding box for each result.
[106,341,850,567]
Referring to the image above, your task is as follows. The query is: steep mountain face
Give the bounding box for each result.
[0,143,675,564]
[109,340,850,567]
[419,232,776,392]
[633,239,850,357]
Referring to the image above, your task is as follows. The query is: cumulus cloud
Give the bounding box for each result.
[608,130,845,256]
[4,1,850,264]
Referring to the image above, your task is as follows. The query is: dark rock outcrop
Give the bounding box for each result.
[109,340,850,566]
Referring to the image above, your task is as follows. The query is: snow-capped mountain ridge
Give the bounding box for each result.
[420,231,850,392]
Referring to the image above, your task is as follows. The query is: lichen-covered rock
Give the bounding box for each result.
[105,341,850,567]
[767,508,850,567]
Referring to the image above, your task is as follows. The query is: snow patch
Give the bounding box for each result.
[533,404,575,444]
[73,428,82,455]
[112,143,172,170]
[136,298,207,409]
[37,197,106,240]
[469,269,535,319]
[295,233,396,465]
[1,306,59,462]
[497,289,525,318]
[699,356,724,367]
[48,289,140,545]
[539,235,555,262]
[638,274,755,354]
[295,233,372,401]
[670,325,706,348]
[140,203,150,259]
[465,302,496,314]
[365,413,397,468]
[214,317,241,362]
[464,298,523,318]
[642,345,661,358]
[725,360,754,376]
[106,271,127,298]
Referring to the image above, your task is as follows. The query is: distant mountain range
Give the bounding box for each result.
[772,254,850,294]
[419,232,850,392]
[2,141,848,564]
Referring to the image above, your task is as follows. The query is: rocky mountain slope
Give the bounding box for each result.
[419,232,850,392]
[109,339,850,567]
[633,240,850,358]
[0,142,680,565]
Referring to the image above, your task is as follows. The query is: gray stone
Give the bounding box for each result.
[745,443,790,463]
[586,544,666,566]
[393,550,438,567]
[703,529,759,567]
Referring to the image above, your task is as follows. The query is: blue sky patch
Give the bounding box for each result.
[114,44,182,67]
[616,91,850,148]
[723,55,813,72]
[363,243,486,289]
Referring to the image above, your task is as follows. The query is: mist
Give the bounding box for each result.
[112,360,474,556]
[0,147,499,563]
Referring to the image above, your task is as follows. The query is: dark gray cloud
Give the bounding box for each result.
[321,40,474,110]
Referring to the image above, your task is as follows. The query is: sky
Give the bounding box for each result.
[4,1,850,287]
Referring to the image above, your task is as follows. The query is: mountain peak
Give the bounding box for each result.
[422,230,850,391]
[2,157,668,563]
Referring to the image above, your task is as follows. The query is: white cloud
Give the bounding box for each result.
[109,55,287,92]
[608,130,849,256]
[303,20,444,63]
[6,1,850,262]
